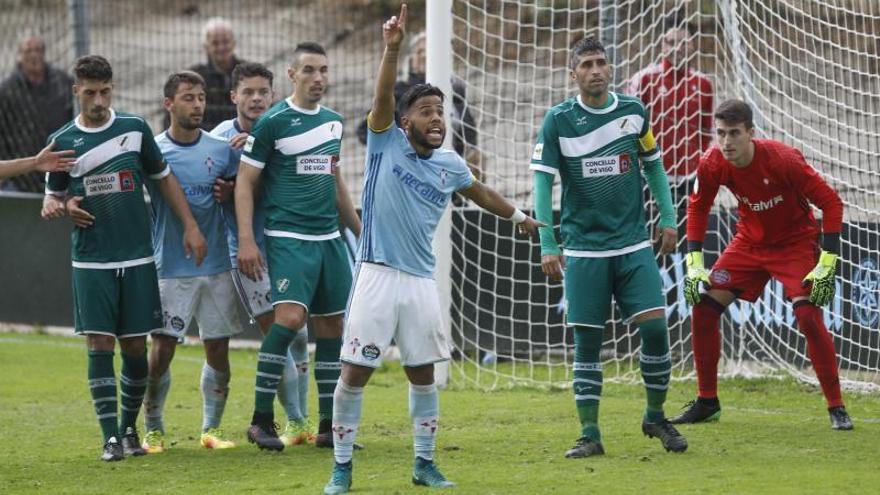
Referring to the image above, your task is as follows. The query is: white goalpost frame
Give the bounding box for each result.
[427,0,455,388]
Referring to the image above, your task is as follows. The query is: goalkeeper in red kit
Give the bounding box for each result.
[672,99,853,431]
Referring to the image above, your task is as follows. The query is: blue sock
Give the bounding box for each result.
[332,381,363,464]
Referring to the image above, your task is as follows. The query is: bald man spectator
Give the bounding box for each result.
[187,17,247,130]
[0,35,74,192]
[627,15,713,200]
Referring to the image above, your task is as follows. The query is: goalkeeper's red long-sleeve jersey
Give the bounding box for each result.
[687,139,843,247]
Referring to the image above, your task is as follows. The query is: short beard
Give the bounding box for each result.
[177,118,201,130]
[409,125,443,151]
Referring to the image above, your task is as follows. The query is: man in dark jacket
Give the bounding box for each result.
[0,35,74,191]
[187,18,247,130]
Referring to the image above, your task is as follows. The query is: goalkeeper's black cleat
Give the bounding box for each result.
[668,398,721,424]
[642,420,688,453]
[101,436,124,462]
[829,406,854,431]
[564,437,605,458]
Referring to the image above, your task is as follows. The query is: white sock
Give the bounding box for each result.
[278,345,302,421]
[290,327,310,420]
[200,362,230,431]
[332,381,364,464]
[410,383,439,461]
[144,370,171,433]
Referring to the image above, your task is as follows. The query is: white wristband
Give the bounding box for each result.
[508,209,527,224]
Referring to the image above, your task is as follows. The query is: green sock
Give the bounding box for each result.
[314,337,342,421]
[573,327,603,441]
[254,323,297,418]
[88,350,119,442]
[119,351,148,432]
[639,317,672,423]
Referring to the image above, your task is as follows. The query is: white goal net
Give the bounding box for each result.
[445,0,880,391]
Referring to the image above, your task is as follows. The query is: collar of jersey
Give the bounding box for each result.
[163,129,203,147]
[577,92,618,115]
[285,97,321,115]
[75,108,116,133]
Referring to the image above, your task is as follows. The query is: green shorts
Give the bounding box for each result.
[266,236,353,316]
[564,247,666,328]
[72,262,163,338]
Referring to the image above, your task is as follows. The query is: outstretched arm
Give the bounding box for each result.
[368,4,408,132]
[0,141,75,179]
[458,179,542,237]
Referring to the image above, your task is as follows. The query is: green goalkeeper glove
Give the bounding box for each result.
[684,251,711,306]
[802,250,839,306]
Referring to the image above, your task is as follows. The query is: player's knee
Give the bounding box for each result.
[86,334,116,352]
[403,364,435,386]
[793,300,825,337]
[341,362,373,388]
[274,304,307,330]
[637,317,669,349]
[118,335,147,357]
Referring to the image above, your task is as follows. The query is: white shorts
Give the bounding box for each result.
[231,268,274,318]
[342,262,450,368]
[156,271,246,341]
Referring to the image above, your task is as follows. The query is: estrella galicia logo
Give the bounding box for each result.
[170,316,185,331]
[853,258,879,327]
[276,278,290,293]
[361,344,380,360]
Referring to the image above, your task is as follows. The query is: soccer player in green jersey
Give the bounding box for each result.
[236,42,361,451]
[532,37,688,457]
[41,55,207,462]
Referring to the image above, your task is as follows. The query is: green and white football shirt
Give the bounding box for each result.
[46,109,168,268]
[240,97,344,239]
[530,92,662,255]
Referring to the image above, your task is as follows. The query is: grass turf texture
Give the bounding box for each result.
[2,332,878,494]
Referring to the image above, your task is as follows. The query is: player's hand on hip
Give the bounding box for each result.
[65,196,94,228]
[213,178,234,203]
[383,3,407,49]
[183,226,208,267]
[228,132,249,150]
[655,226,678,256]
[237,240,265,282]
[541,254,565,282]
[684,251,711,305]
[516,216,544,238]
[802,250,838,306]
[34,141,75,173]
[41,194,67,220]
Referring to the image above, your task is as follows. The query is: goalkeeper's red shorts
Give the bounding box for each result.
[708,236,820,302]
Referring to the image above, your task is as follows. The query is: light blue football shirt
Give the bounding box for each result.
[210,118,267,267]
[150,130,238,278]
[360,122,474,278]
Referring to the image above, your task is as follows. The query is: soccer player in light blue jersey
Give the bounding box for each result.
[212,62,317,446]
[141,71,244,453]
[323,6,541,494]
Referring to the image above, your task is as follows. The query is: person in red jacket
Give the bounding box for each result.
[674,99,853,431]
[627,15,713,199]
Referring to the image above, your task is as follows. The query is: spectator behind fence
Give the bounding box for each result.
[627,15,713,199]
[184,17,246,131]
[357,32,482,185]
[0,35,74,192]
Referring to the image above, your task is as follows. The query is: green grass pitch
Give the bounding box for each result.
[2,332,879,494]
